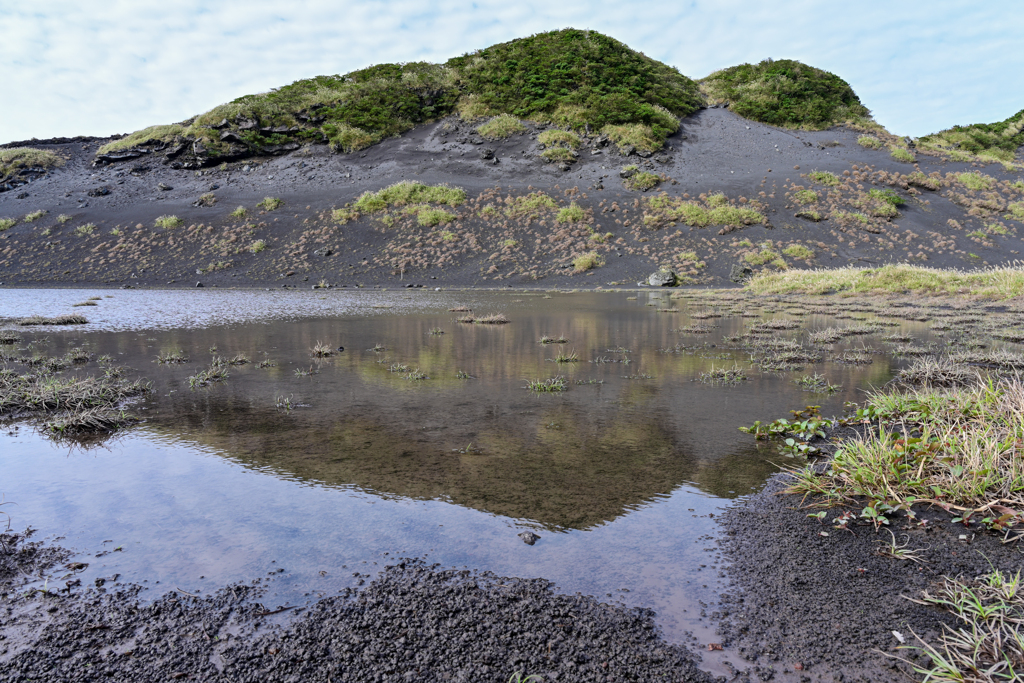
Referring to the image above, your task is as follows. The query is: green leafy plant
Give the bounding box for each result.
[257,196,283,211]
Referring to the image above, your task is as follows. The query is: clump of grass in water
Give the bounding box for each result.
[699,364,747,385]
[188,365,229,388]
[539,335,569,344]
[428,327,444,335]
[524,376,568,392]
[311,341,334,357]
[0,368,150,438]
[155,351,189,364]
[794,373,841,394]
[548,348,579,363]
[17,314,87,326]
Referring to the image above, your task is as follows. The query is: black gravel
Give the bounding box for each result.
[1,557,719,682]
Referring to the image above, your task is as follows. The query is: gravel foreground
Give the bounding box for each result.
[715,474,1021,683]
[1,531,717,683]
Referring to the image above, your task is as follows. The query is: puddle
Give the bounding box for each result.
[6,288,1010,673]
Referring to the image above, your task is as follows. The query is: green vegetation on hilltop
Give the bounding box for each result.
[100,29,699,159]
[919,108,1024,164]
[699,59,871,129]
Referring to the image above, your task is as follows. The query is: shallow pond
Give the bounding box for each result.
[2,287,981,669]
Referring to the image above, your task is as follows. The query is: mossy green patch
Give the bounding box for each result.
[0,148,65,177]
[920,108,1024,158]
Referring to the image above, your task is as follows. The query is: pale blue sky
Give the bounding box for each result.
[2,0,1021,144]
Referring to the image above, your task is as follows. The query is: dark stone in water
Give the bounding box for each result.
[518,531,540,545]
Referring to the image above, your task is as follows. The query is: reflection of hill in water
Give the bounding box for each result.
[150,390,778,530]
[65,290,899,529]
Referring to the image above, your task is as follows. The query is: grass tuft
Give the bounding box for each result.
[0,147,65,177]
[257,197,283,211]
[572,251,605,273]
[154,215,183,229]
[477,113,526,139]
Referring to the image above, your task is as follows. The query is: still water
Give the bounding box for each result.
[1,288,925,656]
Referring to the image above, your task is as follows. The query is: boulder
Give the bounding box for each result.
[619,167,637,179]
[730,264,754,283]
[479,148,494,160]
[648,268,677,287]
[87,186,111,197]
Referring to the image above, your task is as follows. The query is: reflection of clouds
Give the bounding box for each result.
[3,1,1022,142]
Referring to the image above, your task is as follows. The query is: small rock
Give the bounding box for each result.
[195,282,204,288]
[87,186,111,197]
[518,531,541,546]
[479,149,494,160]
[158,183,172,191]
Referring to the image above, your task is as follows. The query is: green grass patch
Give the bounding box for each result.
[257,196,283,211]
[1007,202,1024,222]
[332,208,358,224]
[324,123,376,153]
[540,147,578,163]
[808,170,840,186]
[602,122,669,154]
[783,375,1024,534]
[75,223,96,237]
[699,59,870,129]
[644,192,766,229]
[747,263,1024,299]
[907,171,940,191]
[23,210,47,223]
[744,242,785,267]
[97,125,185,154]
[154,215,183,229]
[249,239,268,254]
[793,189,818,205]
[505,192,557,217]
[556,202,585,223]
[958,171,995,191]
[537,129,581,149]
[625,171,661,191]
[890,146,916,163]
[477,113,526,139]
[0,218,16,231]
[572,251,605,273]
[857,135,883,149]
[355,181,466,213]
[56,214,73,224]
[0,147,65,177]
[782,244,814,260]
[230,206,248,219]
[417,208,456,226]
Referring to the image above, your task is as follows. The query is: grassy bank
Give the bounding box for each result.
[745,264,1024,299]
[749,368,1023,681]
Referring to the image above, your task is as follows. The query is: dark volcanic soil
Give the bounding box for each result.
[2,109,1022,289]
[1,554,718,683]
[715,472,1022,683]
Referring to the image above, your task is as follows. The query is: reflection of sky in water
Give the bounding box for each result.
[3,428,724,646]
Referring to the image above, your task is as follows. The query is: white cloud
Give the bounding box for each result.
[1,0,1021,143]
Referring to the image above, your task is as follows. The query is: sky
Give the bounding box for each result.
[2,1,1022,144]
